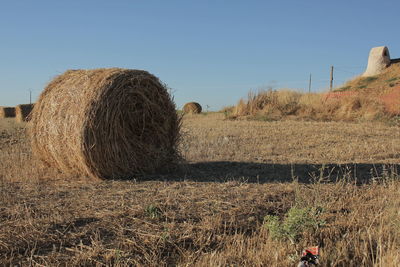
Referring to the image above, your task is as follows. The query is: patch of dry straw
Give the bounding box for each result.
[183,102,202,114]
[29,68,181,179]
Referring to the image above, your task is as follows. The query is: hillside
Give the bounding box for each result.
[336,63,400,93]
[226,63,400,122]
[331,63,400,116]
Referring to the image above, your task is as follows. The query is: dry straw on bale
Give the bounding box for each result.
[183,102,202,114]
[15,104,34,122]
[30,68,181,179]
[0,107,16,118]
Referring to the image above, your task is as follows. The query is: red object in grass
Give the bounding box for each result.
[303,246,319,256]
[323,91,358,101]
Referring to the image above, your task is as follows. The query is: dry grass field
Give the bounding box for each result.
[1,114,399,266]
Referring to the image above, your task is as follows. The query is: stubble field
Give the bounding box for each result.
[0,113,399,266]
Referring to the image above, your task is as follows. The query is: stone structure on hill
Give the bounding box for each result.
[363,46,400,77]
[363,46,391,77]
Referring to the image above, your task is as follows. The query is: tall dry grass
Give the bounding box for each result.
[228,89,393,122]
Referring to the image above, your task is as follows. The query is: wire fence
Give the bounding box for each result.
[13,65,366,106]
[174,65,366,94]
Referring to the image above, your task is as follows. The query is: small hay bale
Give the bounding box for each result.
[30,68,181,179]
[0,107,16,118]
[15,104,34,122]
[183,102,202,114]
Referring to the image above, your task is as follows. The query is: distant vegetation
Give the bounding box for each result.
[225,63,400,123]
[224,89,391,122]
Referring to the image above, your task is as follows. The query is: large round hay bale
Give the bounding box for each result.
[183,102,202,114]
[0,107,16,118]
[16,104,35,122]
[30,68,181,179]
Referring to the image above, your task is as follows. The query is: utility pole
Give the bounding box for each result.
[330,66,334,91]
[29,89,32,104]
[308,74,312,93]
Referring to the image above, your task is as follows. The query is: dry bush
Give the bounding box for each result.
[231,89,390,122]
[304,93,386,121]
[0,107,16,118]
[29,68,181,179]
[333,94,385,120]
[183,102,202,114]
[15,104,34,122]
[232,90,301,118]
[380,86,400,115]
[231,90,305,119]
[219,105,235,114]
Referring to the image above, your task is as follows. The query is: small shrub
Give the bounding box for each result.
[337,86,352,92]
[362,76,378,83]
[160,227,171,242]
[220,105,234,113]
[385,77,399,83]
[264,206,325,244]
[386,116,400,127]
[253,114,278,122]
[145,204,162,219]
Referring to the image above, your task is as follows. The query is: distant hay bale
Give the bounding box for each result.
[15,104,34,122]
[0,107,16,118]
[183,102,202,114]
[30,68,181,179]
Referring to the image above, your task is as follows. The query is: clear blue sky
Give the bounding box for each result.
[1,0,399,110]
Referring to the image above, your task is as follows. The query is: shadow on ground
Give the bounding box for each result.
[144,162,399,184]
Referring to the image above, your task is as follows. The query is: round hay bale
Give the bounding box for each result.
[15,104,34,122]
[183,102,202,114]
[30,68,181,179]
[0,107,16,118]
